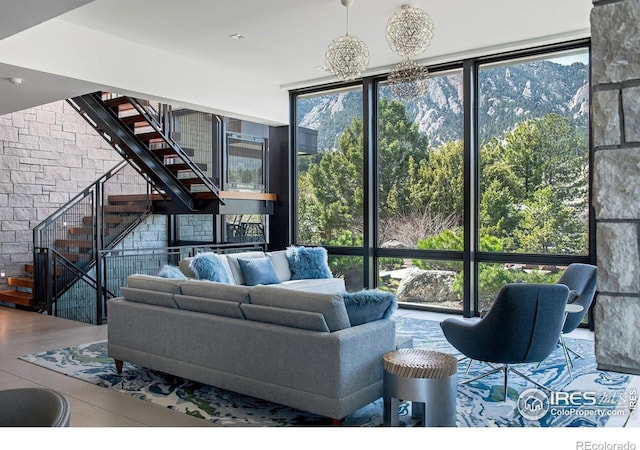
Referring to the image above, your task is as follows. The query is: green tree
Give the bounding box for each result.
[479,113,588,254]
[514,185,586,254]
[306,118,364,243]
[377,97,430,218]
[408,140,464,221]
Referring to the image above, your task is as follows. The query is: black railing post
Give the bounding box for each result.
[94,182,104,324]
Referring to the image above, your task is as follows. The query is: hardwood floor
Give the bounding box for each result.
[0,306,212,427]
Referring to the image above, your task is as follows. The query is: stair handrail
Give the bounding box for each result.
[33,160,129,248]
[127,96,224,202]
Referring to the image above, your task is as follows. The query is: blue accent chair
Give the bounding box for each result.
[556,263,598,373]
[440,283,570,401]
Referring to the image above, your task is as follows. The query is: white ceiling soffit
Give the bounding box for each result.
[0,0,94,39]
[0,0,591,125]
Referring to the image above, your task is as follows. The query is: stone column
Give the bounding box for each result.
[591,0,640,374]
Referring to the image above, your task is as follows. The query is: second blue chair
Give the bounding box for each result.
[440,283,570,401]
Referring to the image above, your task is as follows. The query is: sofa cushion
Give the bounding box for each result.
[126,274,183,294]
[174,294,245,319]
[226,251,266,285]
[238,257,280,286]
[341,289,398,326]
[180,280,251,303]
[279,278,346,294]
[157,265,187,281]
[241,304,330,332]
[189,253,233,284]
[266,250,292,282]
[286,246,332,280]
[248,285,350,332]
[120,286,178,309]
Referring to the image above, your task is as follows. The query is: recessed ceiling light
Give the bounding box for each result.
[228,33,246,40]
[8,77,23,85]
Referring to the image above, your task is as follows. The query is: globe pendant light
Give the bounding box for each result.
[386,4,434,57]
[386,4,434,101]
[325,0,369,81]
[388,58,430,101]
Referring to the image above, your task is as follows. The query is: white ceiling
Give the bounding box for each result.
[0,0,592,125]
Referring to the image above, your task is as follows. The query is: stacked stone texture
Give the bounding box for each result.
[591,0,640,374]
[0,100,165,290]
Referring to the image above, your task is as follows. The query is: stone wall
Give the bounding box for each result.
[591,0,640,374]
[0,100,165,290]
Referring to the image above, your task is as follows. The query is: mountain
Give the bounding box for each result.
[297,60,589,150]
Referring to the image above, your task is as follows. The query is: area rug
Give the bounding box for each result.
[19,317,636,427]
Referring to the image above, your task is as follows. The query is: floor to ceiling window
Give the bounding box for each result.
[476,47,591,313]
[291,40,592,320]
[376,69,465,311]
[295,86,365,290]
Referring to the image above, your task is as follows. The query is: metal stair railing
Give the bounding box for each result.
[33,161,152,323]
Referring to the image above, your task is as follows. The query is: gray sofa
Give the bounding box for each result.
[107,261,397,421]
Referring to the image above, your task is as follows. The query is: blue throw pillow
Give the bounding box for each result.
[157,265,187,281]
[238,257,280,286]
[189,253,232,283]
[286,246,332,280]
[341,289,397,326]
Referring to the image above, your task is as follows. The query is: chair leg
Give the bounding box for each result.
[509,367,553,393]
[559,335,574,378]
[502,365,509,402]
[460,366,503,386]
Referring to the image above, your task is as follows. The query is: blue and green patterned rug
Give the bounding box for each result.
[19,317,637,427]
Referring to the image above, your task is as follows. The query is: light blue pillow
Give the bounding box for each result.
[238,257,280,286]
[157,265,187,281]
[341,289,397,326]
[286,246,332,280]
[189,253,232,283]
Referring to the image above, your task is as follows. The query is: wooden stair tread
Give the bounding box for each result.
[107,194,163,203]
[165,162,207,172]
[102,204,149,213]
[83,215,124,224]
[8,277,34,289]
[135,130,163,141]
[103,96,132,108]
[54,239,94,249]
[0,290,33,307]
[152,147,195,158]
[59,252,92,263]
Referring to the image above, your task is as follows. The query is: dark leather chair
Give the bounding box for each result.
[440,283,570,401]
[556,263,598,372]
[0,388,71,427]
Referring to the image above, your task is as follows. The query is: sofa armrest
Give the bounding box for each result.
[326,319,396,396]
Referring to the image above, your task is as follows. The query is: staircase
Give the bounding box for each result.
[0,264,34,308]
[8,92,276,322]
[67,92,221,213]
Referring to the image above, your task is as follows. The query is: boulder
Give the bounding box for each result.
[396,268,459,304]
